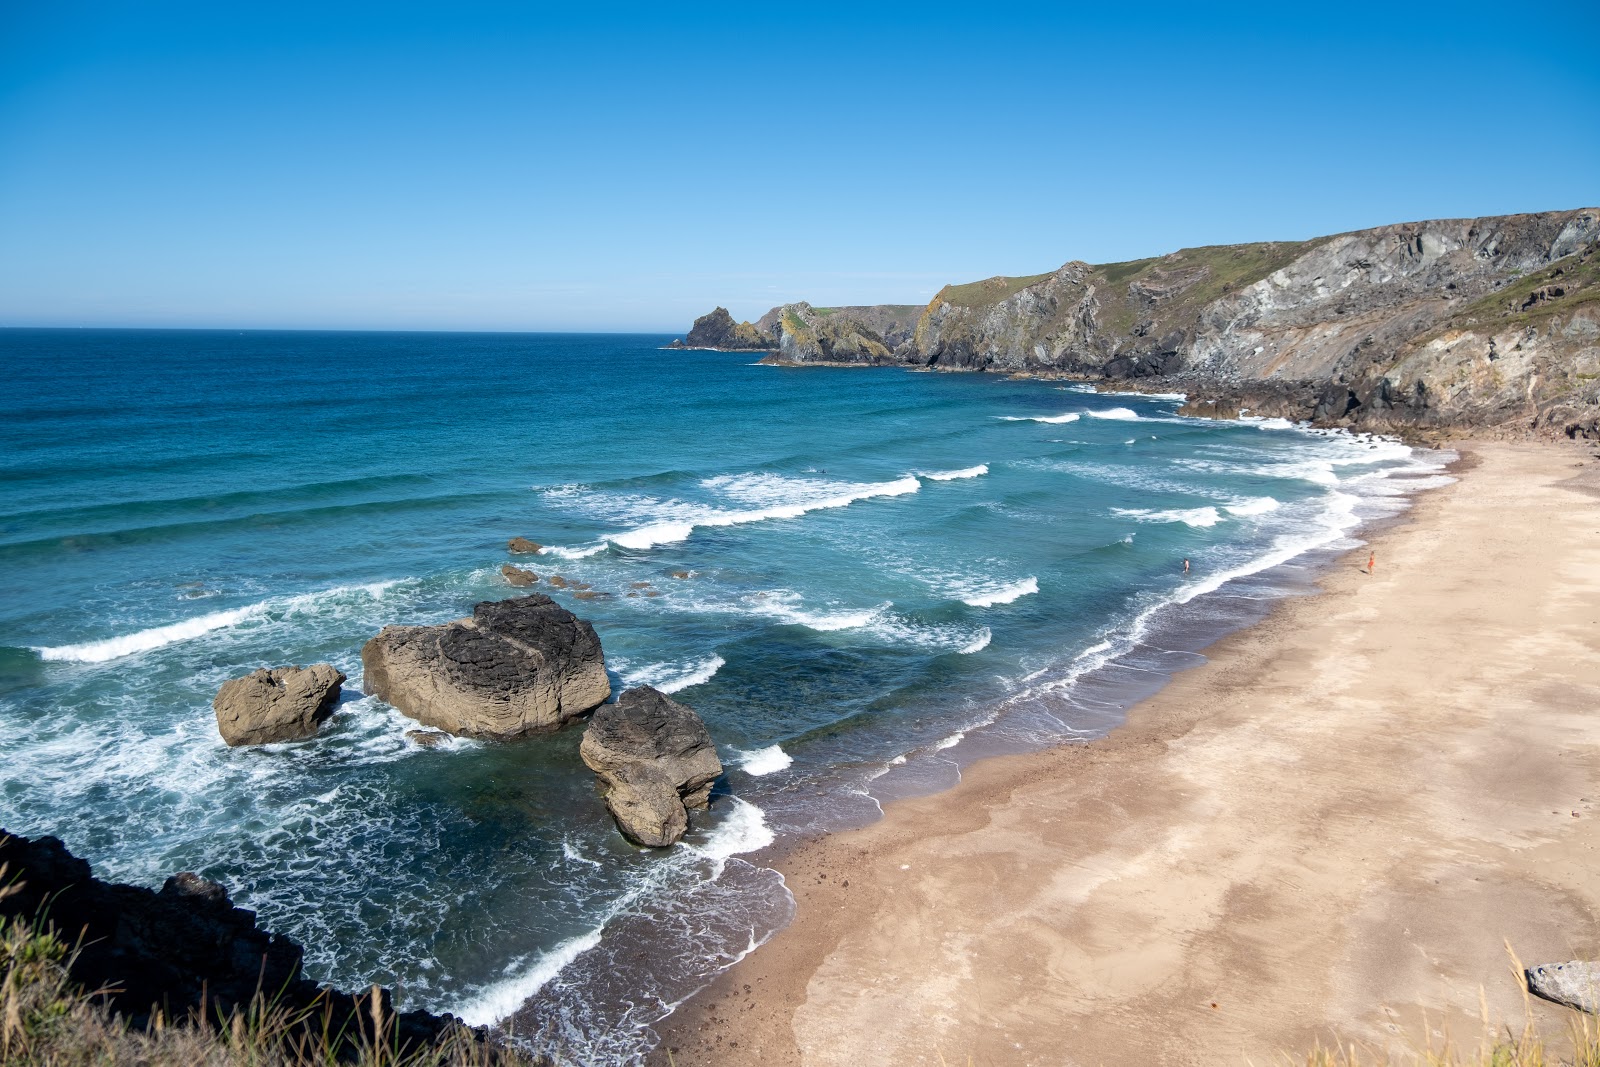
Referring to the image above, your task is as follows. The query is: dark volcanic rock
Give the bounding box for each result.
[0,830,470,1054]
[1526,960,1600,1014]
[212,664,345,747]
[361,595,610,739]
[579,686,723,847]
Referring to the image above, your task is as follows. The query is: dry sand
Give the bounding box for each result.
[656,441,1600,1066]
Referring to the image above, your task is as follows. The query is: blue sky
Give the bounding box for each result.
[2,1,1596,331]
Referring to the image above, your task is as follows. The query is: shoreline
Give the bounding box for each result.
[652,439,1600,1065]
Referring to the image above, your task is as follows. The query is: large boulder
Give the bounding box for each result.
[579,686,722,847]
[212,664,345,746]
[361,595,609,740]
[1526,960,1600,1014]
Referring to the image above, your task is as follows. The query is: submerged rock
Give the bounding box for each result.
[405,729,450,748]
[1527,960,1600,1014]
[212,664,345,747]
[579,686,722,847]
[361,595,609,740]
[500,563,538,587]
[507,537,541,554]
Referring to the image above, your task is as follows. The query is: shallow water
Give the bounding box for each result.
[0,329,1451,1064]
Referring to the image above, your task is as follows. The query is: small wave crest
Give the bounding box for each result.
[960,577,1038,607]
[1085,407,1140,420]
[998,412,1080,424]
[1223,496,1281,517]
[454,930,604,1029]
[688,797,776,860]
[737,745,793,776]
[958,628,992,654]
[921,464,989,481]
[604,475,921,551]
[33,581,402,664]
[620,655,725,694]
[1113,505,1222,528]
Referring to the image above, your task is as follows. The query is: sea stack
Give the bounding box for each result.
[361,595,610,740]
[212,664,346,746]
[579,686,722,847]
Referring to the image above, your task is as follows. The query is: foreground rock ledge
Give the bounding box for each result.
[361,594,609,740]
[212,663,345,746]
[580,686,722,847]
[0,830,476,1054]
[1526,960,1600,1014]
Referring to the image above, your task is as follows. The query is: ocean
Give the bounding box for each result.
[0,329,1452,1063]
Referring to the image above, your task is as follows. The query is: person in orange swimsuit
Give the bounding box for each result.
[1368,551,1375,574]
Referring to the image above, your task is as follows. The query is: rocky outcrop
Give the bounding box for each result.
[1526,960,1600,1014]
[686,208,1600,438]
[578,687,722,847]
[361,595,609,740]
[500,563,538,587]
[668,307,775,351]
[0,830,472,1054]
[212,664,345,746]
[507,537,541,554]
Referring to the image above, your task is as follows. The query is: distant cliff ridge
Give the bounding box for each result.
[676,208,1600,438]
[666,306,775,351]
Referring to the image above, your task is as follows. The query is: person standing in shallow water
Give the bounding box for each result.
[1183,558,1190,575]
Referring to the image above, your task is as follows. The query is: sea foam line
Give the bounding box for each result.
[921,464,989,481]
[604,475,921,551]
[998,412,1080,424]
[33,581,403,664]
[621,655,726,694]
[960,577,1038,607]
[737,744,793,776]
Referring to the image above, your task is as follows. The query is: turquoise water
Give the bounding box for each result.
[0,329,1450,1063]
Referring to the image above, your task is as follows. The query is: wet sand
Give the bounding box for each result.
[655,441,1600,1066]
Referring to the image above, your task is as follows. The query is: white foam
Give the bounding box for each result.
[688,797,775,860]
[603,475,921,550]
[33,581,404,664]
[738,745,793,776]
[998,412,1080,423]
[960,577,1038,607]
[454,930,604,1028]
[761,594,888,632]
[622,655,725,694]
[1085,407,1140,420]
[958,628,992,654]
[543,542,608,559]
[921,464,989,481]
[933,731,965,752]
[1224,496,1281,517]
[35,605,267,663]
[1113,506,1223,527]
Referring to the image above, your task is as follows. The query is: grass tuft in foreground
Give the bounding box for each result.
[0,912,541,1067]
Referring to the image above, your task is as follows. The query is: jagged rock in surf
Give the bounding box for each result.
[0,830,474,1055]
[361,595,609,740]
[405,729,450,747]
[507,537,541,554]
[500,563,538,587]
[1526,960,1600,1014]
[212,664,345,746]
[668,306,775,351]
[579,686,722,847]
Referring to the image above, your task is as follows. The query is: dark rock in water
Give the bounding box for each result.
[579,686,722,847]
[212,664,345,747]
[405,729,450,747]
[1526,960,1600,1014]
[500,563,538,587]
[548,575,569,588]
[361,595,609,740]
[0,830,474,1055]
[667,307,775,351]
[507,537,541,554]
[670,570,691,579]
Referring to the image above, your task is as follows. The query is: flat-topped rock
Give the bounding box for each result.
[507,537,541,554]
[500,563,538,587]
[212,664,345,746]
[580,686,722,846]
[1527,960,1600,1014]
[361,595,609,740]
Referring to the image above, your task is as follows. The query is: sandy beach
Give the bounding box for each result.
[657,441,1600,1066]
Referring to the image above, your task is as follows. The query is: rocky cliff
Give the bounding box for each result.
[685,208,1600,438]
[666,306,775,351]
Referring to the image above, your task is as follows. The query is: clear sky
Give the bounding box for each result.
[2,1,1597,332]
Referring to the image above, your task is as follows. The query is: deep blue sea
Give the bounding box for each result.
[0,329,1452,1063]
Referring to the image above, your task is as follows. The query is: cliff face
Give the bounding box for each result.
[690,208,1600,438]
